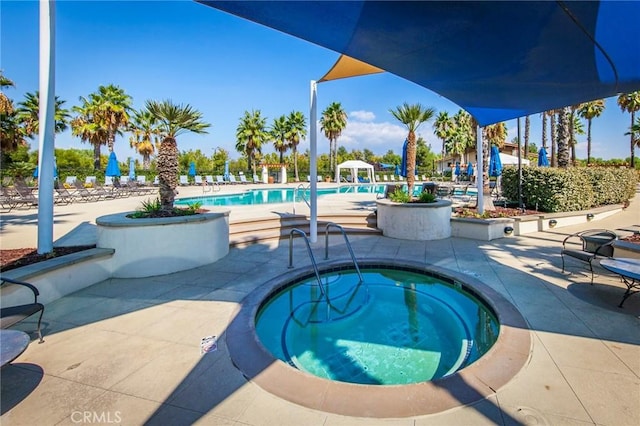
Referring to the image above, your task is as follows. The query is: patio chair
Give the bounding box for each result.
[152,176,159,186]
[1,277,44,343]
[104,176,114,186]
[85,176,97,186]
[216,175,227,185]
[194,175,204,185]
[65,176,77,186]
[239,174,250,184]
[561,229,617,284]
[229,174,238,184]
[383,175,389,182]
[179,175,189,186]
[1,186,28,211]
[73,180,101,201]
[253,174,261,183]
[205,175,214,185]
[54,187,77,204]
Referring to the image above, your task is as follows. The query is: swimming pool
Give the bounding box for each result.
[256,266,499,385]
[175,184,422,207]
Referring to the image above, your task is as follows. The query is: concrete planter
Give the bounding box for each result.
[376,199,452,240]
[96,211,230,278]
[451,217,515,241]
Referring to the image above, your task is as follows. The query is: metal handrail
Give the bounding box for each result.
[288,228,325,297]
[293,183,311,214]
[324,222,363,282]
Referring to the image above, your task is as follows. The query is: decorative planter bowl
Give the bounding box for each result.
[96,211,230,278]
[376,199,452,240]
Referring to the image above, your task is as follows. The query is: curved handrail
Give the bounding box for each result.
[288,228,325,297]
[324,222,363,282]
[293,183,311,214]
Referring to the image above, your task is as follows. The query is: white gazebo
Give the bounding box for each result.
[334,160,376,183]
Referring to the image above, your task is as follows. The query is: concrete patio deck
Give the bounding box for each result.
[1,184,639,425]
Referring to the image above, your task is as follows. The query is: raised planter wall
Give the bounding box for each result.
[451,217,515,241]
[376,199,452,240]
[96,211,230,278]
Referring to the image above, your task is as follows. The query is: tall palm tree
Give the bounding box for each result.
[92,84,132,153]
[71,98,108,170]
[270,115,288,164]
[285,111,307,182]
[541,112,547,149]
[146,100,211,212]
[570,115,585,165]
[129,109,160,170]
[624,116,640,159]
[433,111,452,171]
[320,102,347,173]
[389,102,436,195]
[577,99,605,165]
[236,110,268,178]
[15,91,70,138]
[445,110,476,163]
[0,72,25,154]
[557,107,571,168]
[524,115,530,160]
[617,91,640,167]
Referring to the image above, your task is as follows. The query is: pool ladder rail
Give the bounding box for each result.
[288,223,365,323]
[292,183,311,214]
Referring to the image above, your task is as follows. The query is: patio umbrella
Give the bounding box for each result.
[400,139,408,177]
[538,147,549,167]
[224,160,229,180]
[395,165,401,176]
[467,162,474,177]
[33,161,58,178]
[188,162,196,177]
[489,146,502,177]
[128,158,136,181]
[105,152,121,177]
[454,162,461,177]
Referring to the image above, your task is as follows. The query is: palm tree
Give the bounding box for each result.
[540,112,547,149]
[146,100,211,212]
[0,72,25,154]
[285,111,307,182]
[433,111,453,172]
[389,102,436,195]
[270,115,288,164]
[71,98,108,170]
[236,110,268,178]
[624,116,640,159]
[524,115,530,161]
[92,84,132,153]
[129,109,160,170]
[15,91,70,138]
[445,110,476,163]
[577,100,604,165]
[320,102,347,173]
[617,91,640,167]
[557,107,571,168]
[570,115,585,165]
[482,122,507,203]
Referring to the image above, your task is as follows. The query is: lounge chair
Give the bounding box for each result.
[54,187,77,204]
[561,229,617,283]
[73,180,101,201]
[215,175,226,185]
[229,174,238,184]
[205,175,214,185]
[137,176,148,186]
[104,176,114,186]
[383,175,389,182]
[239,174,250,184]
[179,175,189,186]
[65,176,77,186]
[85,176,97,186]
[194,175,204,185]
[253,174,261,183]
[152,176,159,186]
[1,186,28,211]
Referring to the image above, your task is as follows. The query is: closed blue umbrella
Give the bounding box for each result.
[129,158,136,180]
[454,162,461,176]
[538,147,549,167]
[400,139,408,177]
[395,165,401,176]
[33,161,58,178]
[188,162,196,177]
[224,161,229,180]
[467,162,474,177]
[105,152,121,177]
[489,146,502,177]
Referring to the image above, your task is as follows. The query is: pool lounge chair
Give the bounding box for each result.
[179,175,189,186]
[239,174,250,184]
[194,176,204,185]
[205,175,214,185]
[216,175,227,185]
[228,174,239,184]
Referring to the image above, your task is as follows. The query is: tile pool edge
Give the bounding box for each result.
[226,258,532,418]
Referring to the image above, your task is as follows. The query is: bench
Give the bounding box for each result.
[561,229,617,284]
[0,277,44,343]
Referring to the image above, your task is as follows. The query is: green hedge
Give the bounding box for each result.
[501,166,638,212]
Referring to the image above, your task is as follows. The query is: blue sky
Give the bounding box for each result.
[2,0,636,164]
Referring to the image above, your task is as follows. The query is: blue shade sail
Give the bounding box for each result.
[199,1,640,126]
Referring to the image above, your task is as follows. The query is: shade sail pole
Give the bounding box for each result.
[309,80,318,243]
[476,125,484,215]
[37,0,55,254]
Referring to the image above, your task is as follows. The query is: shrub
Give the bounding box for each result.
[417,191,437,203]
[501,166,637,212]
[389,189,411,203]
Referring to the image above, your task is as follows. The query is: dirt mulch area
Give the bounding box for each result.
[0,246,96,272]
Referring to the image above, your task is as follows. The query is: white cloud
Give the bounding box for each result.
[338,121,407,153]
[350,110,376,122]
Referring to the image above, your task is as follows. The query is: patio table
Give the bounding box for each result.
[599,257,640,308]
[0,329,30,367]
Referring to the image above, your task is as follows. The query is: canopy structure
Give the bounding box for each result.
[199,0,640,126]
[499,153,531,166]
[335,160,375,184]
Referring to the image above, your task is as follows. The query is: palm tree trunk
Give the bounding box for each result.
[557,108,571,168]
[406,131,416,196]
[93,143,101,171]
[586,119,592,165]
[631,111,636,167]
[524,115,530,160]
[158,137,179,212]
[550,113,557,167]
[541,114,547,148]
[293,147,299,182]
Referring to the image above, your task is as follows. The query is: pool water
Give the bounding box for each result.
[256,268,499,385]
[174,184,423,207]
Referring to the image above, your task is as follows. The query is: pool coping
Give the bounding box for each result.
[225,258,532,418]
